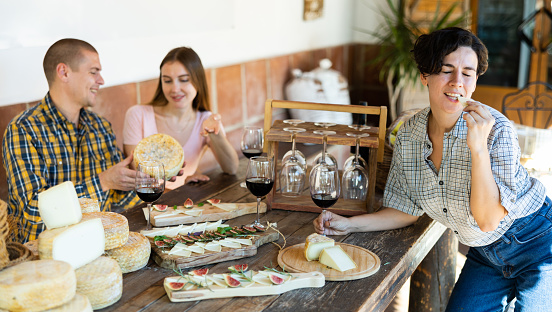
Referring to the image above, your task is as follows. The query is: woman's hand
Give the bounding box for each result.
[313,210,351,235]
[201,113,223,136]
[185,173,210,184]
[463,102,495,154]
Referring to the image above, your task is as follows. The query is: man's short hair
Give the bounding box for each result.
[43,38,97,85]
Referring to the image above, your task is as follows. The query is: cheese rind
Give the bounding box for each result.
[38,181,82,229]
[43,293,92,312]
[75,256,123,310]
[38,218,106,269]
[78,197,100,213]
[0,260,76,312]
[104,232,151,273]
[81,212,129,250]
[319,245,357,272]
[304,233,334,261]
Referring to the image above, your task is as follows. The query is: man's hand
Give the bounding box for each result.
[99,155,137,191]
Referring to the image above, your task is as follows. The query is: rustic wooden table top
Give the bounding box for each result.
[104,158,446,312]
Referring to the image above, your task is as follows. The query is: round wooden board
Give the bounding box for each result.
[277,243,380,281]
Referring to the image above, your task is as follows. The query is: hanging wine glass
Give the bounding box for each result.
[280,127,307,197]
[135,161,165,230]
[282,119,307,167]
[312,129,338,168]
[342,133,369,200]
[310,130,340,210]
[283,119,305,127]
[245,156,274,225]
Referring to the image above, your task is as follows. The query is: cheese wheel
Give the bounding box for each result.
[0,237,8,270]
[78,198,100,213]
[38,218,106,269]
[23,239,39,259]
[38,181,82,230]
[43,293,92,312]
[104,232,151,273]
[133,133,185,179]
[75,256,122,310]
[304,233,335,261]
[0,260,76,312]
[81,212,129,250]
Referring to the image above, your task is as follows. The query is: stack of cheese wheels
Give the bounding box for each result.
[133,133,185,180]
[75,256,122,310]
[0,260,77,311]
[81,212,129,250]
[104,231,151,273]
[78,198,100,213]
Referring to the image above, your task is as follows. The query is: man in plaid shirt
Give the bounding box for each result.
[2,39,140,243]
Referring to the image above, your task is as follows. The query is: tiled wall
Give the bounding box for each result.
[0,43,388,201]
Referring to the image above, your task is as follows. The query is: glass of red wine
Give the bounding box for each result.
[310,130,340,214]
[135,160,165,230]
[245,156,274,225]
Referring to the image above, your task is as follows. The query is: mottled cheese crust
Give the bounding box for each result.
[43,293,92,312]
[133,133,185,179]
[81,212,129,250]
[104,231,151,273]
[304,233,335,261]
[75,256,123,310]
[0,260,76,312]
[78,197,100,213]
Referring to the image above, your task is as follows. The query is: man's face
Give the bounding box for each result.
[67,50,104,108]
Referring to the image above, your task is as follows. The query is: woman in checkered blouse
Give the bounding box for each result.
[314,27,552,311]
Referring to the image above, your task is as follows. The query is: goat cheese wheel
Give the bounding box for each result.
[0,260,76,312]
[78,197,100,213]
[133,133,185,180]
[104,232,151,273]
[81,212,129,250]
[75,256,122,310]
[43,293,92,312]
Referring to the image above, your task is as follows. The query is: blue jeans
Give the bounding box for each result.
[446,196,552,312]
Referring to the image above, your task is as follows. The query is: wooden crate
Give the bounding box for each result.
[263,99,387,216]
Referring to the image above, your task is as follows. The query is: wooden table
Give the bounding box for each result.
[104,158,454,312]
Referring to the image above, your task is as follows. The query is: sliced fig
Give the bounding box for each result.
[184,198,194,208]
[153,204,168,212]
[224,274,241,287]
[242,226,257,233]
[154,240,166,247]
[229,264,248,272]
[207,198,221,204]
[253,224,266,232]
[189,268,209,276]
[167,281,185,290]
[269,274,285,285]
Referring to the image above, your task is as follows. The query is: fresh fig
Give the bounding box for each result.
[253,224,266,232]
[224,274,241,287]
[269,274,285,285]
[184,198,194,208]
[167,281,185,290]
[154,240,166,247]
[228,264,248,272]
[207,198,221,204]
[153,204,168,212]
[189,268,209,276]
[242,226,257,233]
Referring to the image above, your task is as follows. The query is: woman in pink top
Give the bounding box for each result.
[123,47,239,188]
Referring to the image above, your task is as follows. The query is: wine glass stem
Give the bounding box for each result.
[322,135,327,163]
[256,197,261,224]
[291,133,296,158]
[147,202,152,230]
[355,137,360,163]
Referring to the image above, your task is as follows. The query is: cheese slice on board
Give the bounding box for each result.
[0,260,76,312]
[43,293,92,312]
[319,245,357,272]
[38,181,82,229]
[38,218,105,269]
[219,239,242,249]
[104,232,151,273]
[170,249,192,257]
[81,212,129,250]
[211,203,239,212]
[204,241,222,252]
[184,245,205,254]
[141,227,170,238]
[304,233,334,261]
[75,256,123,310]
[184,209,203,217]
[225,238,252,246]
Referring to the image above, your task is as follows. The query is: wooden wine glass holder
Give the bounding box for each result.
[263,99,387,216]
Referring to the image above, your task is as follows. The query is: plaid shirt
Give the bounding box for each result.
[384,106,546,247]
[2,93,140,243]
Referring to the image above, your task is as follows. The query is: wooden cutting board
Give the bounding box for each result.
[277,243,380,281]
[165,271,325,302]
[149,202,267,227]
[152,229,279,270]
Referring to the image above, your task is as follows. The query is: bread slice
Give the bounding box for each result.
[133,133,185,179]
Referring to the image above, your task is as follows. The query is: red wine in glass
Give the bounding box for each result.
[136,187,163,202]
[311,193,338,208]
[242,149,263,159]
[245,156,274,225]
[135,160,165,230]
[246,177,274,197]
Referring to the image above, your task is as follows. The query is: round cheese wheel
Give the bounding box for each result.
[75,256,122,310]
[0,260,76,312]
[104,232,151,273]
[43,293,92,312]
[81,212,129,250]
[78,198,100,213]
[133,133,185,179]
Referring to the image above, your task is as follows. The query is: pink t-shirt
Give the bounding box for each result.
[123,105,223,188]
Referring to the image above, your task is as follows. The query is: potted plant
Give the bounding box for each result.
[366,0,467,120]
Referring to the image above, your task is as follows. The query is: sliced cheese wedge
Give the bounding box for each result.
[204,241,222,252]
[252,272,272,286]
[141,227,169,238]
[38,218,105,269]
[184,209,203,217]
[205,220,223,232]
[184,245,205,254]
[38,181,82,229]
[179,223,197,235]
[219,239,242,249]
[304,233,334,261]
[193,222,206,233]
[206,275,227,288]
[163,224,183,237]
[170,249,192,257]
[212,203,239,212]
[225,238,252,246]
[168,243,189,255]
[319,245,357,272]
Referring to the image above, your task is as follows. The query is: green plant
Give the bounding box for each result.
[361,0,467,118]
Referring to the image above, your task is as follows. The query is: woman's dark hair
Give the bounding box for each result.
[148,47,210,111]
[412,27,488,77]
